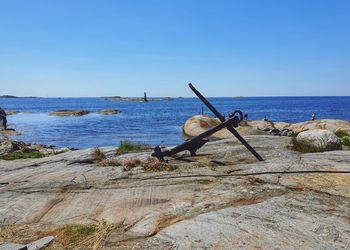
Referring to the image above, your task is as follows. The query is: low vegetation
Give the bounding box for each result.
[289,131,300,137]
[98,156,175,172]
[335,131,349,138]
[335,131,350,146]
[340,136,350,146]
[116,140,149,155]
[0,151,46,160]
[142,157,176,172]
[120,158,141,171]
[0,221,117,249]
[98,158,121,167]
[91,148,106,162]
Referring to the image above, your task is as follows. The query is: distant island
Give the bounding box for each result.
[104,96,175,102]
[0,95,39,98]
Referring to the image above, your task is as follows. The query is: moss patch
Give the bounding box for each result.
[335,131,350,146]
[0,151,46,160]
[335,131,349,138]
[340,136,350,146]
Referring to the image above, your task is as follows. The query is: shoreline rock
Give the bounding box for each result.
[49,110,91,116]
[183,115,350,139]
[292,129,342,152]
[49,109,123,116]
[98,109,122,115]
[0,135,349,249]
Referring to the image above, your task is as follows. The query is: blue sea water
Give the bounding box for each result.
[1,96,349,149]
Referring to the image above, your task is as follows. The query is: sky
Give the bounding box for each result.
[0,0,349,97]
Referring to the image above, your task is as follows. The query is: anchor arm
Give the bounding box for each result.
[188,83,264,161]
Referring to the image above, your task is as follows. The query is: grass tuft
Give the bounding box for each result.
[335,131,349,138]
[289,131,300,137]
[122,158,142,171]
[116,140,148,155]
[62,224,97,242]
[91,148,106,162]
[334,131,350,146]
[0,151,46,160]
[340,136,350,146]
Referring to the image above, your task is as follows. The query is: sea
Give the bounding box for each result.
[1,96,349,149]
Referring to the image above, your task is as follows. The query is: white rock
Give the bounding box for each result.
[0,242,27,250]
[296,129,341,151]
[26,236,54,250]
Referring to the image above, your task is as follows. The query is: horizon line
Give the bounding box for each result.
[1,95,350,99]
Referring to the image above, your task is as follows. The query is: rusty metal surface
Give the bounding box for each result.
[152,83,264,161]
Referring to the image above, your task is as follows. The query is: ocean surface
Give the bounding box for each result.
[1,96,349,149]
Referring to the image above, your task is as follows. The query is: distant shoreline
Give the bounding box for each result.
[0,95,40,99]
[1,95,350,99]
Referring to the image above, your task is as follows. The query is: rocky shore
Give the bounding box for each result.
[49,109,122,116]
[0,117,349,249]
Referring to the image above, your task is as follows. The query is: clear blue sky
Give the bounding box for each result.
[0,0,349,97]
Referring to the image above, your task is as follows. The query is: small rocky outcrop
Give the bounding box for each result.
[0,128,21,136]
[49,110,91,116]
[293,129,342,152]
[0,136,69,157]
[0,139,27,155]
[5,110,18,115]
[98,109,122,115]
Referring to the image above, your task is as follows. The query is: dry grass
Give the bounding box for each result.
[98,158,121,167]
[141,157,176,172]
[91,148,106,162]
[0,221,118,250]
[98,156,175,172]
[122,158,142,171]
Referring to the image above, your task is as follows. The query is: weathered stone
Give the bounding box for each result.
[98,109,122,115]
[183,116,350,140]
[269,128,280,135]
[0,140,27,155]
[296,129,342,152]
[289,119,350,133]
[0,243,27,250]
[26,236,54,250]
[49,110,91,116]
[0,136,349,249]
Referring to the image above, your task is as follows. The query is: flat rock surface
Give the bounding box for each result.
[0,136,349,249]
[49,110,91,116]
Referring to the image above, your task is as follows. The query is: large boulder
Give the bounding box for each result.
[183,115,275,139]
[293,129,342,152]
[49,110,91,116]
